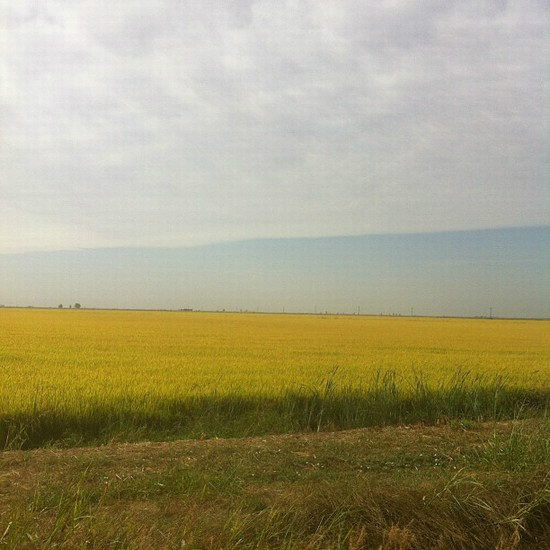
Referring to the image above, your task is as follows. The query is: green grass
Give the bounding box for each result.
[468,421,550,471]
[1,420,549,549]
[2,372,548,450]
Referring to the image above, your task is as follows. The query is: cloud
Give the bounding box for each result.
[1,0,548,252]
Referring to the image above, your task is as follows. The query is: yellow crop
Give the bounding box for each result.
[1,308,548,418]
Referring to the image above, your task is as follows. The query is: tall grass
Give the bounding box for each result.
[2,371,548,450]
[2,452,549,549]
[467,418,550,470]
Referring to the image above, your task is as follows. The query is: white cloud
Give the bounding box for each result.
[1,0,548,253]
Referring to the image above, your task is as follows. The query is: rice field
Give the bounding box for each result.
[1,308,549,449]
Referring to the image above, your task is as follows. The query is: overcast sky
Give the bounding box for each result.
[1,1,549,254]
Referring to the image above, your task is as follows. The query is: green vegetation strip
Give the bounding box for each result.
[0,420,548,549]
[1,374,548,450]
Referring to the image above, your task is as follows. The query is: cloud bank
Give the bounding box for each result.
[2,228,548,317]
[1,1,548,253]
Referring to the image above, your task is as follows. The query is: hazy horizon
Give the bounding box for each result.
[1,226,548,318]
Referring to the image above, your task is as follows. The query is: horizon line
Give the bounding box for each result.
[1,305,548,322]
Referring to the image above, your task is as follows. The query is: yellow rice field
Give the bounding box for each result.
[1,308,548,415]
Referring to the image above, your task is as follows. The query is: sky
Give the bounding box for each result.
[1,2,549,316]
[1,0,549,254]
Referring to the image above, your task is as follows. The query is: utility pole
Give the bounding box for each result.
[489,307,493,319]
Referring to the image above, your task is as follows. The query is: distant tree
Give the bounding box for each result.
[74,303,82,309]
[58,304,63,309]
